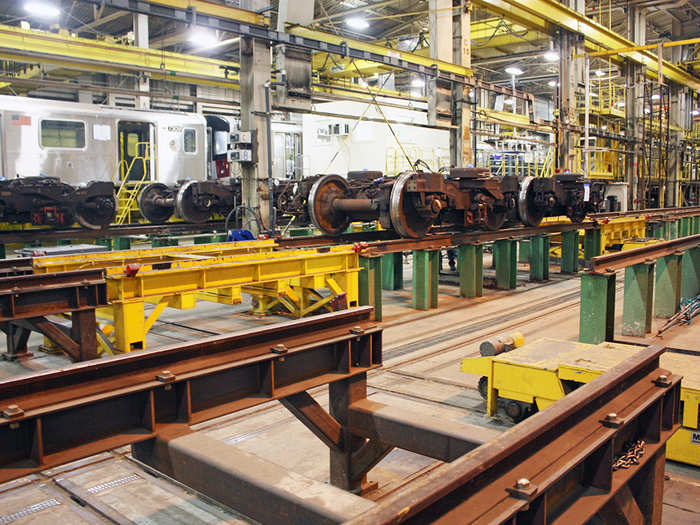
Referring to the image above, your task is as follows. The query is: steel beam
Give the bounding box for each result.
[347,345,681,524]
[494,239,517,290]
[412,250,439,310]
[358,256,382,321]
[681,247,700,298]
[529,235,550,281]
[580,272,616,344]
[458,243,483,297]
[347,399,500,462]
[0,308,381,483]
[560,230,580,274]
[622,262,655,336]
[655,254,683,318]
[590,234,700,273]
[381,253,403,291]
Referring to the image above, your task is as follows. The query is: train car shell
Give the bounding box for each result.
[0,95,206,185]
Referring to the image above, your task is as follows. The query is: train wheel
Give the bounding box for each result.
[389,172,436,238]
[307,175,351,235]
[138,182,174,224]
[76,195,118,230]
[175,181,211,224]
[484,207,507,230]
[517,176,546,227]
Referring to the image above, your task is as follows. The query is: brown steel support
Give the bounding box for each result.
[598,484,645,525]
[280,391,343,451]
[328,373,393,492]
[347,399,500,461]
[0,323,32,361]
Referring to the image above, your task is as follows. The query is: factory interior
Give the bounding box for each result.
[0,0,698,523]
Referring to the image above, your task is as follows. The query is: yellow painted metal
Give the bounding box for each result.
[0,24,240,88]
[471,18,548,49]
[460,338,699,466]
[32,240,276,274]
[471,0,700,92]
[287,26,473,79]
[578,37,700,59]
[142,0,268,26]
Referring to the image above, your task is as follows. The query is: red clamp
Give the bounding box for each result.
[258,234,270,240]
[352,242,369,253]
[124,263,141,278]
[601,218,610,225]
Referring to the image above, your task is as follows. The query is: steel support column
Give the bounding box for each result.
[681,247,700,298]
[381,253,403,291]
[458,243,483,297]
[622,262,654,336]
[412,250,439,310]
[518,239,530,263]
[654,253,682,318]
[583,228,602,261]
[529,235,550,281]
[359,256,382,321]
[561,230,580,274]
[494,239,517,289]
[580,272,616,343]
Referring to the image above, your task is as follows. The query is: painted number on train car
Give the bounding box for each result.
[692,431,700,445]
[167,126,183,132]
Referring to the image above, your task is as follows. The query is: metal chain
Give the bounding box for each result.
[612,439,646,471]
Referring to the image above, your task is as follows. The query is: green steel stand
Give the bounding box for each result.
[529,235,550,281]
[681,247,700,299]
[412,250,439,310]
[458,244,483,298]
[580,272,616,344]
[359,256,382,321]
[621,262,655,336]
[518,240,530,264]
[381,253,403,291]
[151,237,179,248]
[57,239,72,246]
[494,239,517,290]
[0,243,5,259]
[583,229,602,262]
[693,217,700,235]
[98,237,131,251]
[560,230,579,274]
[654,253,682,318]
[669,220,679,239]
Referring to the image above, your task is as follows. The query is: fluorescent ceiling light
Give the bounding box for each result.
[411,78,425,88]
[505,66,523,76]
[543,50,559,62]
[692,109,700,116]
[651,94,660,100]
[590,92,598,97]
[24,1,60,18]
[616,102,625,107]
[547,80,558,87]
[504,98,515,105]
[346,17,369,30]
[595,69,605,77]
[601,125,608,130]
[189,27,219,48]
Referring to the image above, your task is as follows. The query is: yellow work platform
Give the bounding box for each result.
[461,338,700,467]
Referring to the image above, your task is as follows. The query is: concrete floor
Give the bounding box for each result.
[0,254,698,523]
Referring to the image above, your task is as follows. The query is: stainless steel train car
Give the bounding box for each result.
[0,94,207,186]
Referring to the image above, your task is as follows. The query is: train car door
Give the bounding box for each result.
[118,121,153,182]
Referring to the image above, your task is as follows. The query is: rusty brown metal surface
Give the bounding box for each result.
[346,345,681,524]
[589,206,700,220]
[589,234,700,273]
[0,307,381,483]
[0,258,33,277]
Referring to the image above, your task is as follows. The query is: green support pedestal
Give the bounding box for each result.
[98,237,131,251]
[622,262,655,336]
[458,244,483,298]
[655,254,682,318]
[560,230,579,274]
[681,247,700,299]
[518,240,530,264]
[381,253,403,290]
[494,239,517,290]
[679,217,690,238]
[580,272,616,344]
[650,222,664,239]
[669,220,679,240]
[359,256,382,321]
[529,235,550,282]
[0,244,5,259]
[583,229,602,262]
[57,239,72,246]
[152,237,179,248]
[412,250,438,310]
[693,217,700,235]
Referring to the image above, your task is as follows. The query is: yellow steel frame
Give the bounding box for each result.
[0,24,240,88]
[142,0,267,26]
[471,0,700,92]
[461,339,699,466]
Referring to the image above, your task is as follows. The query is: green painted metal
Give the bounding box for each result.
[679,217,690,237]
[654,253,682,318]
[494,239,517,290]
[151,237,179,248]
[583,229,602,262]
[621,262,654,336]
[458,244,483,298]
[359,256,382,321]
[57,239,72,246]
[651,222,664,239]
[529,235,550,281]
[381,252,404,290]
[669,220,679,240]
[412,250,439,310]
[681,247,700,299]
[560,230,580,274]
[694,216,700,235]
[0,244,5,259]
[579,272,616,344]
[518,240,530,263]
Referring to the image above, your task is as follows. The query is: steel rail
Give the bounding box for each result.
[0,307,381,483]
[589,234,700,273]
[347,345,681,524]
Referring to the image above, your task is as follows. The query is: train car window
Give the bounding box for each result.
[184,128,197,153]
[40,120,85,149]
[126,133,140,157]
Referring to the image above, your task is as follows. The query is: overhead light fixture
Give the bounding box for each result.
[651,94,660,100]
[692,109,700,116]
[616,102,625,107]
[590,92,599,97]
[504,98,515,105]
[544,50,559,62]
[505,66,523,76]
[24,1,61,18]
[346,17,369,30]
[601,125,608,131]
[547,80,558,87]
[411,78,425,88]
[595,69,605,77]
[189,27,219,49]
